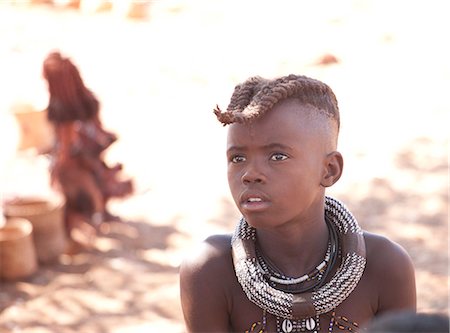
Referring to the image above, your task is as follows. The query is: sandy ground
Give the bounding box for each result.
[0,1,448,332]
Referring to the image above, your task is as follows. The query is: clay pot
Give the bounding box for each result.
[3,198,67,264]
[0,218,38,281]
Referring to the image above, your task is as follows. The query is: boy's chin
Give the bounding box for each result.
[240,215,272,229]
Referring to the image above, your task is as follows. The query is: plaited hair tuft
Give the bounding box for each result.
[214,74,340,130]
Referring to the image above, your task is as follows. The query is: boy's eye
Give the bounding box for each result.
[270,153,288,161]
[231,155,246,163]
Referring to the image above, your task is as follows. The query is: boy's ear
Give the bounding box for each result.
[321,151,343,187]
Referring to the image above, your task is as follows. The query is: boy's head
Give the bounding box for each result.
[214,74,340,149]
[216,74,343,226]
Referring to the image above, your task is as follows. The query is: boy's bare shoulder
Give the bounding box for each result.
[363,231,413,270]
[180,234,234,286]
[179,234,235,331]
[181,234,232,270]
[362,231,416,312]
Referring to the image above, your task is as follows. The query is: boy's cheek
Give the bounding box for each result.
[227,172,241,187]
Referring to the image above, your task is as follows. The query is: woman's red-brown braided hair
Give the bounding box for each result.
[43,51,99,123]
[214,74,340,132]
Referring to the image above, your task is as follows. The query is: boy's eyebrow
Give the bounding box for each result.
[263,143,294,151]
[226,145,245,154]
[227,143,294,153]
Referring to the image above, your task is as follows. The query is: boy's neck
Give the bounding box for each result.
[255,215,330,277]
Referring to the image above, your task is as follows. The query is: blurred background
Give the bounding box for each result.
[0,0,448,332]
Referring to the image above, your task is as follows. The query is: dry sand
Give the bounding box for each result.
[0,1,448,332]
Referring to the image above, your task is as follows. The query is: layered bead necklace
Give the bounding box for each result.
[256,214,339,294]
[233,196,366,333]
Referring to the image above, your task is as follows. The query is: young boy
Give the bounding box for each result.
[180,74,416,332]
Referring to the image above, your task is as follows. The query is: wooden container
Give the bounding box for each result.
[0,218,38,281]
[3,198,67,264]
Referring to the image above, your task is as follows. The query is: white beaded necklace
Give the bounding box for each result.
[257,240,331,285]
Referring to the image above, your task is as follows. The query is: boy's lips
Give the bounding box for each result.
[240,192,271,212]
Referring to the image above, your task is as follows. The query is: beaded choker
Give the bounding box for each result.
[256,214,339,295]
[232,196,366,320]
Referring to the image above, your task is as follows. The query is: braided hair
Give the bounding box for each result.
[43,51,99,124]
[214,74,340,133]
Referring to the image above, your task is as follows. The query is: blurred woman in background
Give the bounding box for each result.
[42,51,133,249]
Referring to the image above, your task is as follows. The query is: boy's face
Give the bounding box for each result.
[226,99,333,229]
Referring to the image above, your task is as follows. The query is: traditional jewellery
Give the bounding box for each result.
[232,196,366,320]
[259,240,331,285]
[259,238,331,333]
[256,215,339,295]
[277,315,320,333]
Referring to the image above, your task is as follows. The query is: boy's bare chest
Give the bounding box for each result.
[228,276,375,333]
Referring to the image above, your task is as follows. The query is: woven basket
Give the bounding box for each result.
[3,198,67,263]
[0,218,38,280]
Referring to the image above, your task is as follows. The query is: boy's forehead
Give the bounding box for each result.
[270,99,320,118]
[227,102,324,143]
[231,100,321,131]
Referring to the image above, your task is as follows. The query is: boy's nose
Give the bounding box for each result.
[241,163,265,184]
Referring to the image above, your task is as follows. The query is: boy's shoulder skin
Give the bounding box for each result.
[180,234,235,332]
[362,231,416,313]
[180,231,416,332]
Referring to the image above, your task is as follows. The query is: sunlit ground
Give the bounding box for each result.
[0,1,448,332]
